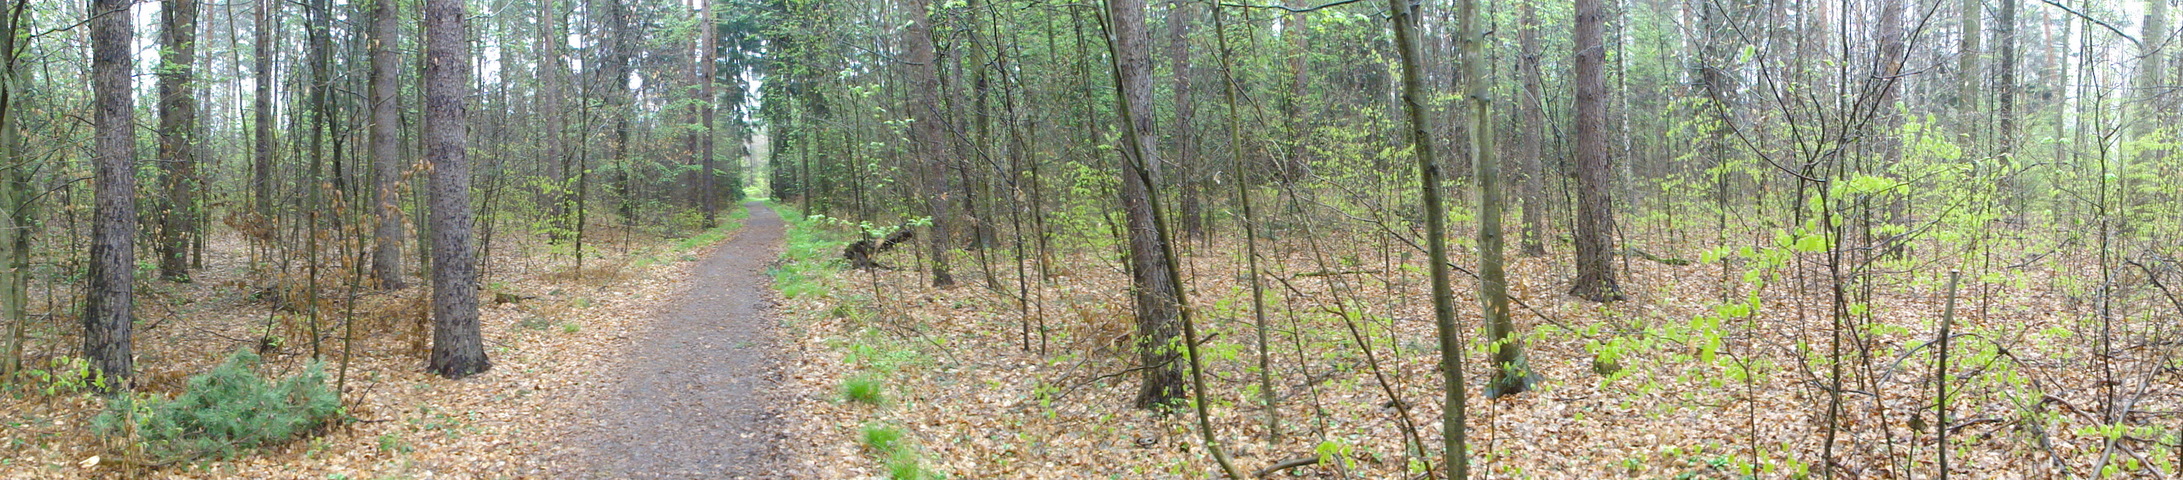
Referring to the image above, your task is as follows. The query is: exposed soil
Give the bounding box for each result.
[562,202,795,479]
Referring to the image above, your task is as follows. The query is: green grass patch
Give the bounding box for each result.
[842,374,886,405]
[861,423,938,479]
[769,204,852,299]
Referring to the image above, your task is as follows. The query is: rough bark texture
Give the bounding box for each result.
[1108,0,1185,409]
[87,0,137,387]
[424,0,488,378]
[253,0,275,218]
[1570,0,1622,302]
[370,0,406,289]
[1386,0,1469,473]
[1167,0,1200,238]
[904,0,955,287]
[157,0,199,282]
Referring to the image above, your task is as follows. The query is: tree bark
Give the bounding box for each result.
[1469,0,1532,399]
[1570,0,1622,302]
[1108,0,1185,409]
[700,0,719,227]
[1517,0,1548,257]
[424,0,488,378]
[1386,0,1470,473]
[87,0,138,388]
[904,0,956,287]
[157,0,200,282]
[370,0,406,289]
[1167,0,1201,239]
[0,0,30,377]
[253,0,276,219]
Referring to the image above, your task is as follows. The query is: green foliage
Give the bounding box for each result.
[841,374,885,405]
[11,356,108,396]
[860,423,938,479]
[92,349,343,460]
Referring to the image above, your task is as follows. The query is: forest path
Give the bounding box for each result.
[568,201,792,479]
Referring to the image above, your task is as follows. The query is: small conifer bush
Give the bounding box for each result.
[93,349,343,460]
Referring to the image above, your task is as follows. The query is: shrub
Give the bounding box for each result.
[93,349,343,460]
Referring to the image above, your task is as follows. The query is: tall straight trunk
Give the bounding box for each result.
[87,0,138,388]
[1570,0,1622,302]
[700,0,718,227]
[0,0,30,377]
[370,0,406,289]
[539,0,572,247]
[423,0,488,379]
[1167,0,1201,238]
[1957,0,1981,133]
[253,0,276,218]
[1281,0,1309,182]
[904,0,955,287]
[1107,0,1184,409]
[1386,0,1469,473]
[157,0,200,282]
[1517,0,1547,257]
[1994,0,2015,157]
[2130,0,2167,136]
[1468,0,1531,399]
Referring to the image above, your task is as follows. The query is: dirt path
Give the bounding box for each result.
[569,202,793,479]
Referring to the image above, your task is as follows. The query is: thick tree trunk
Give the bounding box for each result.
[1570,0,1622,302]
[904,0,955,287]
[424,0,488,379]
[157,0,200,282]
[87,0,138,388]
[1107,0,1184,409]
[370,0,406,289]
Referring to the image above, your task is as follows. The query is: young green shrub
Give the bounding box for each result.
[841,375,885,405]
[92,349,343,460]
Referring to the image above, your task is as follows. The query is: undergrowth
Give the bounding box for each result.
[91,349,342,461]
[773,202,942,479]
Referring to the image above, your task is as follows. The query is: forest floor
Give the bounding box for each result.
[762,207,2183,479]
[0,204,795,479]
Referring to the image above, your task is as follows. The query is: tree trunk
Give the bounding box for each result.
[1517,0,1548,257]
[1994,0,2015,158]
[700,0,719,227]
[157,0,200,282]
[87,0,138,388]
[1107,0,1185,409]
[424,0,488,378]
[370,0,406,289]
[1468,0,1532,399]
[253,0,277,219]
[904,0,955,287]
[1570,0,1622,302]
[1167,0,1201,239]
[0,0,30,377]
[1386,0,1470,473]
